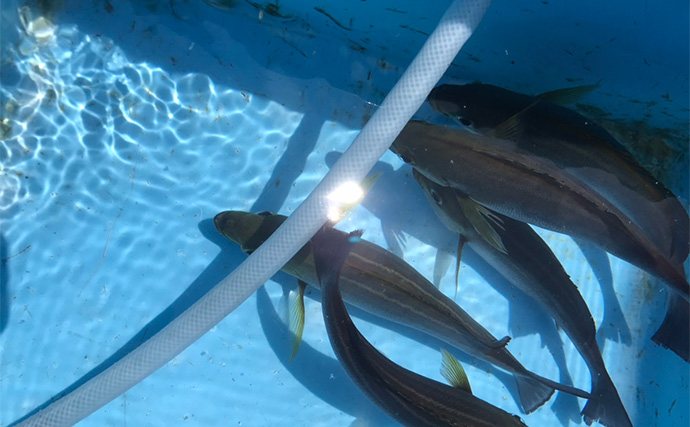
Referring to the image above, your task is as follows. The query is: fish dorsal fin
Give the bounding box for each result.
[440,348,472,393]
[537,80,601,105]
[288,280,308,362]
[456,194,507,254]
[454,235,468,299]
[330,172,383,225]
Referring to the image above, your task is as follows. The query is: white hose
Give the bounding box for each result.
[13,1,492,425]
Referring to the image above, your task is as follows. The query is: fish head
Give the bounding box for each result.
[390,120,437,166]
[412,167,467,232]
[213,210,286,253]
[428,83,517,131]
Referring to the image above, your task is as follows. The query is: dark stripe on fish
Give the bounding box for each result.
[413,169,633,427]
[311,226,530,427]
[213,211,592,413]
[390,121,689,303]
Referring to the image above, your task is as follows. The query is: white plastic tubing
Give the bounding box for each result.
[14,1,492,425]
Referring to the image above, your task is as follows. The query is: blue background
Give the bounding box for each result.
[1,0,688,425]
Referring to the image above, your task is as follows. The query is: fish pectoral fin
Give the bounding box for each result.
[456,195,508,254]
[454,235,468,298]
[538,80,601,105]
[440,348,472,393]
[288,280,308,362]
[489,109,528,142]
[488,335,512,349]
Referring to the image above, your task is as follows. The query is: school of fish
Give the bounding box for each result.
[215,82,688,427]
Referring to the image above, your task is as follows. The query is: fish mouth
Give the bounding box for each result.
[213,211,243,244]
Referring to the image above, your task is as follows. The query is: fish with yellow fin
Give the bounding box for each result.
[310,225,530,427]
[413,168,632,427]
[428,82,689,268]
[214,210,592,413]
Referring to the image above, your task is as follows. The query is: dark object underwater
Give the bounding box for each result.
[311,226,530,427]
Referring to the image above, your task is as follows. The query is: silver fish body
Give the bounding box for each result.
[214,210,592,413]
[413,169,632,427]
[390,120,689,302]
[428,83,689,267]
[311,226,530,427]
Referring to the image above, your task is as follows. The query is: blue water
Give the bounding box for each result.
[1,0,688,426]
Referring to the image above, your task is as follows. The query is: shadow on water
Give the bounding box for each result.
[459,248,583,425]
[0,234,9,334]
[9,219,241,425]
[573,238,632,348]
[255,285,394,426]
[250,110,323,214]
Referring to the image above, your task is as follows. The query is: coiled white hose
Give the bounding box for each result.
[13,0,492,425]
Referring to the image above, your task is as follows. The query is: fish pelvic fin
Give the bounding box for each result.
[454,235,468,298]
[456,194,507,255]
[652,294,690,362]
[538,80,601,105]
[440,348,472,393]
[288,280,308,362]
[514,375,555,414]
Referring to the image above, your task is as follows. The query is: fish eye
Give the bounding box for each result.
[430,189,442,206]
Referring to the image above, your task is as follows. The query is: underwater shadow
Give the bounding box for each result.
[255,285,395,426]
[573,238,632,348]
[9,218,241,425]
[459,247,583,425]
[0,234,9,334]
[250,108,322,214]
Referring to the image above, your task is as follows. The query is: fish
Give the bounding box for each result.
[428,82,689,268]
[309,225,530,427]
[214,210,593,413]
[413,169,632,427]
[389,120,689,305]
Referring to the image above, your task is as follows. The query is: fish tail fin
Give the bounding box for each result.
[513,374,555,414]
[581,374,632,427]
[652,294,690,362]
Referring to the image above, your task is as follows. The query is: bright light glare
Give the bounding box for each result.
[326,181,364,223]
